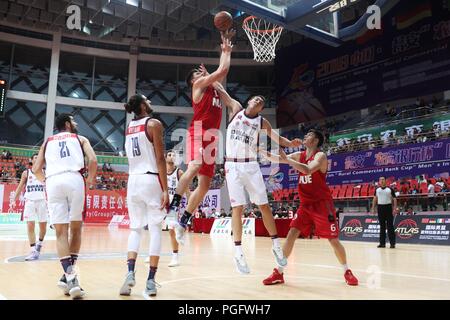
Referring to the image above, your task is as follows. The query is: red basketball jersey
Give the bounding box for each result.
[189,86,222,132]
[297,150,333,204]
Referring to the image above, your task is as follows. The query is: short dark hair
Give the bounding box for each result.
[186,69,197,88]
[30,153,38,159]
[55,113,72,132]
[379,176,386,180]
[124,94,147,116]
[308,129,324,147]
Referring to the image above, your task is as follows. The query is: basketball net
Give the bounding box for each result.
[243,16,283,63]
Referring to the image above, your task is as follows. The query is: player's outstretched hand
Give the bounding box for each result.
[221,37,233,54]
[290,138,302,147]
[160,190,169,210]
[199,63,209,76]
[221,29,236,41]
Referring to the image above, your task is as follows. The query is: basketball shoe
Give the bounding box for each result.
[25,249,39,261]
[263,268,285,285]
[119,271,136,296]
[168,254,180,267]
[234,254,250,274]
[344,270,359,286]
[143,279,160,299]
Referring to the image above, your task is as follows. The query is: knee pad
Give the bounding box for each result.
[148,223,162,257]
[127,228,142,253]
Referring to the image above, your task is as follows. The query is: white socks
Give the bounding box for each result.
[234,244,243,256]
[272,237,281,247]
[342,264,349,271]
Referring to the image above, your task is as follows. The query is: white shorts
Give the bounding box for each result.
[46,172,85,225]
[225,161,268,207]
[127,174,166,229]
[23,199,48,222]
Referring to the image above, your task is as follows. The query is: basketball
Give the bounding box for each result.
[214,11,233,31]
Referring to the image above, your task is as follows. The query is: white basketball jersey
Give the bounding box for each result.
[226,110,262,160]
[45,132,85,178]
[167,168,179,202]
[125,117,158,175]
[24,169,45,200]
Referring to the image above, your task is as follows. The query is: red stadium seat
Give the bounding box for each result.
[360,183,369,197]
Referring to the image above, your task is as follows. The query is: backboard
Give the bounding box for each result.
[224,0,399,46]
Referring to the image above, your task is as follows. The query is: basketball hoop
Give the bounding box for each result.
[243,16,283,63]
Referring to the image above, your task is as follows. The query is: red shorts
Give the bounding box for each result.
[290,200,339,239]
[186,130,218,178]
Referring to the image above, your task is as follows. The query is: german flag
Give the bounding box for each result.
[395,1,432,30]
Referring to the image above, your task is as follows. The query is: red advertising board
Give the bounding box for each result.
[84,189,127,223]
[1,184,25,213]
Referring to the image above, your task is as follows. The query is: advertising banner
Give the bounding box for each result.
[261,138,450,188]
[276,0,450,127]
[395,214,450,245]
[339,215,380,242]
[339,214,450,245]
[327,138,450,184]
[84,189,127,224]
[210,218,232,235]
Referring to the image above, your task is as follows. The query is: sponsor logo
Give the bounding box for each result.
[342,219,363,237]
[395,219,419,239]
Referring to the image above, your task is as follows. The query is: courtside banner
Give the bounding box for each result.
[242,218,255,236]
[1,183,24,213]
[395,214,450,245]
[339,214,380,242]
[210,218,232,235]
[84,189,127,223]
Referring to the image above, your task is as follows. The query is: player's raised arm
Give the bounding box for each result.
[259,149,301,164]
[149,119,169,210]
[261,118,302,148]
[79,135,98,188]
[32,143,46,182]
[193,37,233,90]
[282,149,326,175]
[213,81,242,118]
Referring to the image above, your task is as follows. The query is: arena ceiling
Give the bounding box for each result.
[0,0,303,51]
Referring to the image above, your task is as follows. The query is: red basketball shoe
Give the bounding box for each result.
[344,269,359,286]
[263,268,284,285]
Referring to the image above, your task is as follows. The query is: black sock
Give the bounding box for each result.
[170,194,182,209]
[30,243,36,248]
[60,257,73,274]
[270,235,278,240]
[173,250,178,254]
[234,241,242,246]
[38,238,44,242]
[71,254,79,266]
[127,258,136,272]
[148,266,157,280]
[180,211,192,225]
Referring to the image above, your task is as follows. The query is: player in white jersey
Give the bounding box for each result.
[119,94,169,299]
[12,153,48,261]
[215,83,301,275]
[145,150,190,266]
[33,113,97,299]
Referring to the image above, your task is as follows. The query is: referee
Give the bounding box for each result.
[371,177,397,248]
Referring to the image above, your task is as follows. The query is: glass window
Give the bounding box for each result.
[10,45,50,94]
[93,57,128,103]
[0,41,12,83]
[136,61,177,106]
[0,99,46,146]
[58,52,94,99]
[55,105,126,153]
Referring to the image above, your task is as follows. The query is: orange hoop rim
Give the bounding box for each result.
[242,15,283,34]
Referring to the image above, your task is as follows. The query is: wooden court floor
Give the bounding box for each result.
[1,224,450,300]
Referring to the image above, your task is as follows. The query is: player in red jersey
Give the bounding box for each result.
[260,129,359,286]
[166,32,235,244]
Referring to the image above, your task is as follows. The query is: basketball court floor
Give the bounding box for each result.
[1,225,449,300]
